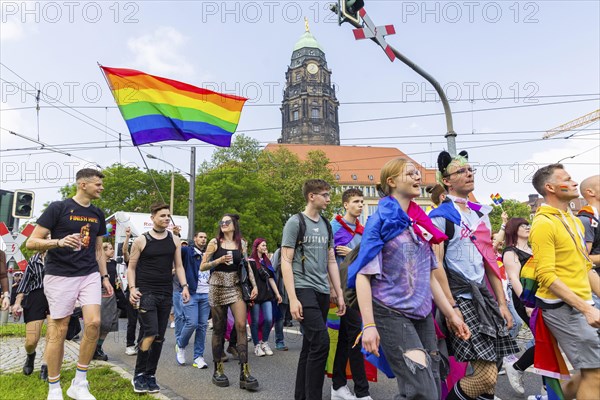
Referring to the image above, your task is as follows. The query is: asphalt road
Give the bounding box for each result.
[102,318,546,400]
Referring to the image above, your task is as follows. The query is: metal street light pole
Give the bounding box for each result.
[146,154,175,214]
[188,147,196,242]
[331,3,457,156]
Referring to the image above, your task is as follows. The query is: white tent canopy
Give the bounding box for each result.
[107,211,188,254]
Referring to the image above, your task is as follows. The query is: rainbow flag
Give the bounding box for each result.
[490,193,504,206]
[100,66,247,147]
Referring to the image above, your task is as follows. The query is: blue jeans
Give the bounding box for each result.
[507,296,523,339]
[172,290,185,343]
[177,292,210,359]
[250,300,273,345]
[274,302,286,346]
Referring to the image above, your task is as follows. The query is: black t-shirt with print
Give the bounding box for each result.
[37,198,106,277]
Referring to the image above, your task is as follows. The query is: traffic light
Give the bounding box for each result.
[0,190,16,230]
[11,190,34,219]
[340,0,365,25]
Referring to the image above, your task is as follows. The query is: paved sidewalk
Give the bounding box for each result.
[0,336,168,399]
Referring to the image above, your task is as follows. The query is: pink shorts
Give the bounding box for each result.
[44,272,101,319]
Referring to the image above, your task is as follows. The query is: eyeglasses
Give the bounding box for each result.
[220,220,232,226]
[519,224,530,229]
[313,192,331,198]
[445,167,477,177]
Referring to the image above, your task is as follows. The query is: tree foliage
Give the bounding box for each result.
[489,198,532,232]
[195,164,284,247]
[55,164,189,216]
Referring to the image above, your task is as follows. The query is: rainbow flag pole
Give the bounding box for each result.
[99,65,247,147]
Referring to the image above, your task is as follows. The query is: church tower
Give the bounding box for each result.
[279,21,340,145]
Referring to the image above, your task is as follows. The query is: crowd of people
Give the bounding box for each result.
[0,157,598,400]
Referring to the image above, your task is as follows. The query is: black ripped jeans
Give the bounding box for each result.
[134,291,172,376]
[373,302,440,400]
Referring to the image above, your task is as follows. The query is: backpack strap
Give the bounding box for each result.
[296,213,307,274]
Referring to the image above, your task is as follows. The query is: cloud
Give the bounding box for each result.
[1,20,25,42]
[127,26,195,78]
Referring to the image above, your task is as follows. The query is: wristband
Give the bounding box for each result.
[102,274,110,279]
[500,224,506,230]
[353,323,377,349]
[452,304,460,309]
[182,283,189,288]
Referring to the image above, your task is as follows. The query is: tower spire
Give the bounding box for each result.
[304,17,310,32]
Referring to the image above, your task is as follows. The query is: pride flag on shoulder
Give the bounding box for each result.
[100,66,247,147]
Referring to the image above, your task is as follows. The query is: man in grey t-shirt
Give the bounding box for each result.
[281,179,346,400]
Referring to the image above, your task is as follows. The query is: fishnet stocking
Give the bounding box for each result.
[460,360,497,398]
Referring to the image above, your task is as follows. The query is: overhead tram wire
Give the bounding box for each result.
[0,127,102,167]
[1,131,598,158]
[2,92,599,110]
[1,128,596,152]
[0,64,192,155]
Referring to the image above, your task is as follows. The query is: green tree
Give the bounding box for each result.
[257,147,339,224]
[489,199,532,232]
[55,164,189,216]
[195,165,284,247]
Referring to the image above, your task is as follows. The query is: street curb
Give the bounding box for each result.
[97,358,184,400]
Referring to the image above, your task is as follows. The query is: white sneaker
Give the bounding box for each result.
[193,356,208,369]
[66,379,96,400]
[175,344,186,365]
[357,396,373,400]
[261,341,274,356]
[505,360,525,394]
[47,388,64,400]
[254,343,265,357]
[169,321,175,329]
[125,346,137,356]
[331,385,357,400]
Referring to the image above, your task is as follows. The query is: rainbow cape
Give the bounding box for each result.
[100,66,247,147]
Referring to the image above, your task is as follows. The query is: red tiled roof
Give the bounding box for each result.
[264,144,437,186]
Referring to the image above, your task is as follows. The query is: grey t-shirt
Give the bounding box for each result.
[578,215,600,254]
[281,213,331,294]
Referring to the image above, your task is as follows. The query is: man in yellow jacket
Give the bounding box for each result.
[530,163,600,400]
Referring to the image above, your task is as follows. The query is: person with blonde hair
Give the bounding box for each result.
[349,157,470,400]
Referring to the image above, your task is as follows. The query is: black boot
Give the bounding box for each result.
[23,352,36,375]
[239,363,258,391]
[39,364,48,381]
[212,362,229,387]
[93,346,108,361]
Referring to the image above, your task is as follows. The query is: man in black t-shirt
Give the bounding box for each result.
[27,168,113,400]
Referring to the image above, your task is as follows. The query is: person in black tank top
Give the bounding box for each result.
[200,213,259,391]
[502,218,537,396]
[127,203,190,394]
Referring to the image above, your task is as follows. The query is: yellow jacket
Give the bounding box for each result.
[531,204,593,303]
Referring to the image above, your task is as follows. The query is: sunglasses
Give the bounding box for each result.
[220,220,232,226]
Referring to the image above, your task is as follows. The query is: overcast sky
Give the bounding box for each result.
[1,0,599,220]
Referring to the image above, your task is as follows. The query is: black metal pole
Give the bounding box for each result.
[337,10,457,156]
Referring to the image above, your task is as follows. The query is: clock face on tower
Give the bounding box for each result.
[306,63,319,75]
